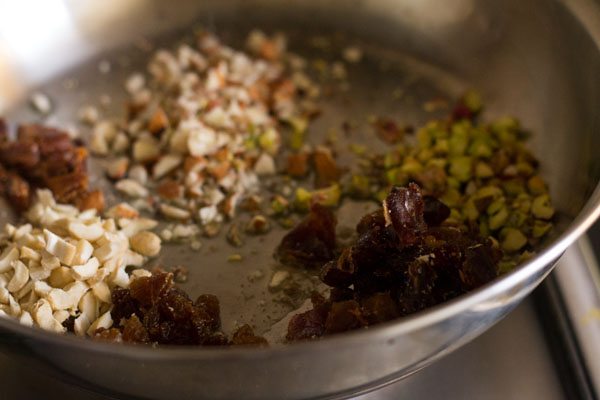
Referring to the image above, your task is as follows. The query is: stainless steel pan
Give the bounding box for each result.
[0,0,599,399]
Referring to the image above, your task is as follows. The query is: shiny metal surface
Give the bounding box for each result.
[0,0,599,399]
[0,299,565,400]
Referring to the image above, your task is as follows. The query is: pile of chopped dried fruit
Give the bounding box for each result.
[90,30,319,241]
[98,271,266,346]
[285,184,501,340]
[344,93,555,270]
[0,189,159,335]
[0,120,104,213]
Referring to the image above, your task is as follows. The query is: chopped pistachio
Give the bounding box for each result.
[475,161,494,178]
[348,174,371,198]
[258,128,280,155]
[502,179,525,196]
[531,194,554,220]
[448,121,470,156]
[532,220,552,238]
[399,157,422,176]
[506,211,527,228]
[501,228,527,252]
[440,188,461,207]
[294,184,341,211]
[385,167,409,186]
[227,254,243,262]
[349,143,367,156]
[462,90,482,114]
[383,151,402,169]
[489,207,509,230]
[527,175,547,195]
[271,195,290,215]
[449,156,472,182]
[463,200,479,221]
[468,138,493,158]
[498,260,517,274]
[516,161,534,177]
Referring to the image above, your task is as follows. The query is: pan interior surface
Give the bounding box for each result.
[0,0,599,399]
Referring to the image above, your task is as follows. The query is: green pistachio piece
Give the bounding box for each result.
[468,138,493,158]
[463,200,479,221]
[416,127,432,149]
[440,188,461,207]
[532,220,553,238]
[486,197,506,215]
[294,184,342,211]
[427,158,447,169]
[489,207,509,230]
[498,260,517,274]
[258,128,280,154]
[271,195,290,215]
[516,161,534,177]
[433,138,449,154]
[475,161,494,178]
[448,121,470,156]
[385,167,409,186]
[502,179,526,197]
[383,151,402,169]
[399,157,422,176]
[474,185,503,200]
[417,148,434,163]
[501,228,528,252]
[349,175,371,198]
[449,156,472,182]
[463,90,483,114]
[531,194,554,220]
[527,175,547,195]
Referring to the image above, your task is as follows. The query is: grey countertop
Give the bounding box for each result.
[0,296,564,400]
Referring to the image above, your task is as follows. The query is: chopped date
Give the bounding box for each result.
[107,271,258,347]
[383,183,426,246]
[0,120,100,213]
[275,203,337,269]
[286,184,501,341]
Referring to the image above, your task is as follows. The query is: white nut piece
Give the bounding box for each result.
[106,203,139,219]
[34,281,53,297]
[130,269,152,281]
[71,257,100,280]
[19,311,33,327]
[111,132,130,154]
[15,280,34,300]
[41,251,61,271]
[105,157,130,179]
[123,250,145,267]
[68,221,104,242]
[44,229,76,265]
[64,281,89,308]
[19,246,41,262]
[79,291,99,323]
[48,267,75,288]
[0,246,19,273]
[152,154,182,179]
[91,281,111,304]
[29,264,51,281]
[115,179,149,198]
[128,164,148,185]
[72,239,94,266]
[132,136,160,163]
[32,299,65,333]
[47,288,72,311]
[129,231,161,257]
[159,204,191,220]
[119,218,158,238]
[7,260,30,293]
[53,310,70,324]
[74,313,91,336]
[90,120,118,156]
[87,310,113,336]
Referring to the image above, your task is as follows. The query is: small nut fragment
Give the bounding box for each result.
[91,281,111,304]
[106,157,130,179]
[32,299,65,332]
[71,257,100,280]
[245,215,271,235]
[115,179,149,198]
[20,246,41,262]
[148,107,169,135]
[160,204,191,220]
[106,203,139,219]
[153,154,182,179]
[7,260,29,293]
[132,136,160,163]
[0,247,19,273]
[129,231,161,257]
[269,270,290,289]
[44,229,77,265]
[72,239,94,265]
[68,221,104,242]
[87,310,113,335]
[48,266,75,288]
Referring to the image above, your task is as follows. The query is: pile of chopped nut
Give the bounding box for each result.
[90,30,319,241]
[0,189,159,336]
